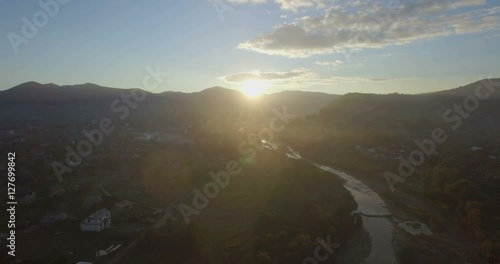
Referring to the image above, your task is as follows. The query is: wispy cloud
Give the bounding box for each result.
[376,52,400,57]
[225,0,334,11]
[219,68,416,87]
[315,59,344,67]
[219,69,310,83]
[236,0,499,57]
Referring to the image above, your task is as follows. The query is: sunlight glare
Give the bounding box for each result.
[242,80,270,99]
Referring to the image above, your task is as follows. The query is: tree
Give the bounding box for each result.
[256,251,273,264]
[429,165,460,191]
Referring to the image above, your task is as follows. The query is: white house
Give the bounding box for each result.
[80,208,111,232]
[471,146,483,152]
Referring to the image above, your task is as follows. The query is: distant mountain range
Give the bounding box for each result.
[432,78,500,98]
[311,78,500,145]
[0,82,148,103]
[0,82,340,121]
[2,78,497,104]
[1,79,498,133]
[0,82,342,135]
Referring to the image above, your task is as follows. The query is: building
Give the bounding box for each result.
[80,208,111,232]
[471,146,483,152]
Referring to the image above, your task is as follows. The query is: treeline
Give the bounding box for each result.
[252,160,359,263]
[418,157,500,257]
[125,216,203,263]
[279,106,500,260]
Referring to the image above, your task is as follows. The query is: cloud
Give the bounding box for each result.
[237,0,499,57]
[224,0,487,12]
[224,0,267,4]
[219,68,415,87]
[315,59,344,66]
[273,0,333,11]
[225,0,333,11]
[376,52,399,57]
[219,69,312,83]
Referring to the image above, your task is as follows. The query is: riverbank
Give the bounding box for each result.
[289,147,480,263]
[283,146,400,263]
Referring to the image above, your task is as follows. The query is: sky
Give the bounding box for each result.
[0,0,499,95]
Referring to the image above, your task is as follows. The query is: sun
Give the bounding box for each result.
[242,80,270,99]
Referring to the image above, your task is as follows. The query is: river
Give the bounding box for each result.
[282,146,398,263]
[154,139,429,263]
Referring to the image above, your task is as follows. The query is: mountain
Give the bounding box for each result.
[2,79,497,133]
[0,83,342,137]
[301,78,500,147]
[0,82,151,103]
[0,83,338,118]
[432,78,500,98]
[264,90,340,116]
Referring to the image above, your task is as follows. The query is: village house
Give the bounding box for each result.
[80,208,112,232]
[471,146,483,152]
